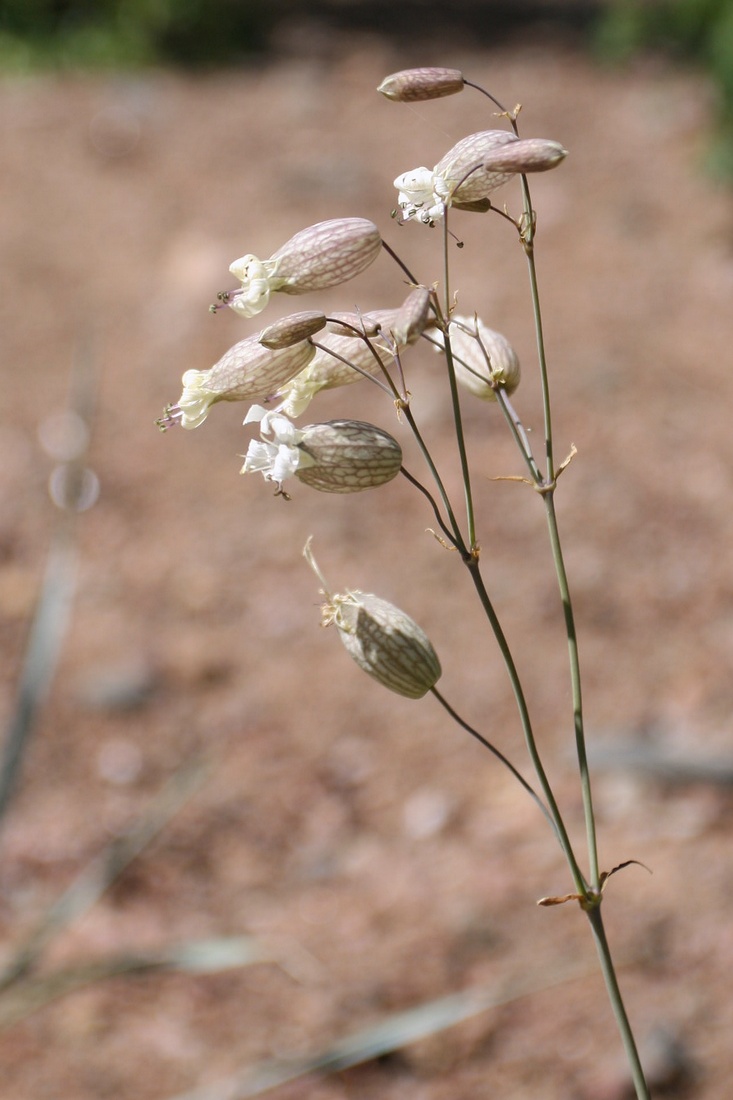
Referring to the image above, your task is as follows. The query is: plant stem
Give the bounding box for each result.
[466,559,587,897]
[430,686,555,833]
[464,72,649,1100]
[516,177,599,888]
[441,213,478,550]
[400,405,469,557]
[519,184,555,482]
[585,906,651,1100]
[544,489,600,889]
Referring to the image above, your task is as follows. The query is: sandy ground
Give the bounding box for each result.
[1,33,733,1100]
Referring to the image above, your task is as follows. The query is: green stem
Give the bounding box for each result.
[430,686,555,834]
[466,559,587,897]
[495,389,543,486]
[516,178,598,888]
[400,407,469,558]
[398,465,462,553]
[544,490,600,888]
[441,213,478,550]
[464,71,646,1099]
[519,189,555,482]
[585,906,651,1100]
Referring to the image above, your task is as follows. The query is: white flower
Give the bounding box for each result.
[215,219,382,319]
[241,405,310,486]
[394,130,520,226]
[157,334,315,431]
[242,407,403,494]
[225,256,278,318]
[394,167,446,225]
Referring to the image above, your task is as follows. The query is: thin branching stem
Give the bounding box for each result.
[441,214,477,551]
[398,467,461,551]
[308,339,395,398]
[519,195,555,482]
[515,177,599,889]
[495,389,543,485]
[430,686,556,835]
[381,238,421,286]
[465,558,587,895]
[543,491,600,888]
[399,407,469,557]
[508,133,645,1097]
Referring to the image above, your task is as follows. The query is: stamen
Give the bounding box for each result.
[155,405,183,431]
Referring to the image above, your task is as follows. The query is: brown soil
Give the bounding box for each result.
[1,37,733,1100]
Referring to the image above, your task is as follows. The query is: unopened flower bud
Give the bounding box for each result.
[242,408,402,494]
[482,138,568,174]
[259,311,327,349]
[276,307,410,418]
[218,219,382,319]
[391,286,432,346]
[157,335,315,430]
[377,67,465,102]
[439,315,520,400]
[304,540,441,699]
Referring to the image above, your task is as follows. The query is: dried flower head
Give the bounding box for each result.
[438,315,521,400]
[377,67,465,102]
[242,408,403,494]
[304,540,441,698]
[216,219,382,319]
[157,334,315,430]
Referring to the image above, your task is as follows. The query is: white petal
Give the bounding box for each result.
[243,404,268,425]
[270,443,302,483]
[241,439,277,474]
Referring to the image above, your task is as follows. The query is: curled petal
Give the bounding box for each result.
[224,255,279,318]
[241,406,309,485]
[394,167,444,225]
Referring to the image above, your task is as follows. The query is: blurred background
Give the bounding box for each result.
[2,2,733,1098]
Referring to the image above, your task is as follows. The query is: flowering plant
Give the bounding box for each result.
[158,66,651,1098]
